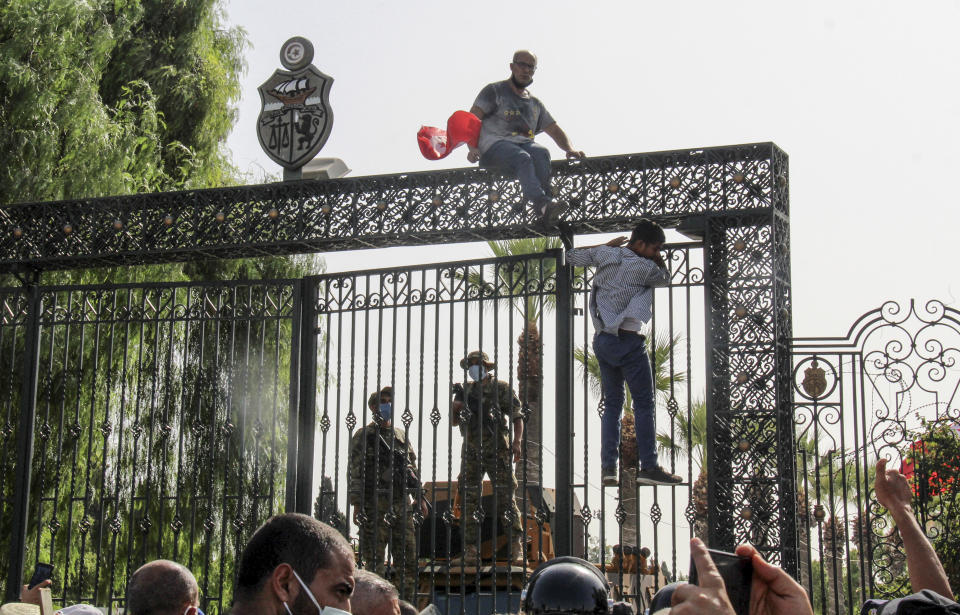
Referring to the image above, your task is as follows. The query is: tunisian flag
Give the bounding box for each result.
[417,111,481,160]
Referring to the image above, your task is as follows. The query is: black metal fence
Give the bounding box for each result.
[1,281,298,613]
[1,142,797,614]
[791,300,960,615]
[289,245,707,612]
[0,245,710,613]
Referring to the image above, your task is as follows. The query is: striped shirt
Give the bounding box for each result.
[566,246,669,335]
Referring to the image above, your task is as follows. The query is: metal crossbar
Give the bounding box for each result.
[0,143,784,272]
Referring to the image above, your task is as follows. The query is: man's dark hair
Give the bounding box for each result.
[398,599,418,615]
[127,560,198,615]
[234,513,352,601]
[629,219,665,245]
[367,386,393,410]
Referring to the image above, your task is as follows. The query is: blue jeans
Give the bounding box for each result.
[480,140,552,204]
[593,331,659,471]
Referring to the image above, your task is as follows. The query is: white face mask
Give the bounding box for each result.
[282,569,351,615]
[468,365,486,381]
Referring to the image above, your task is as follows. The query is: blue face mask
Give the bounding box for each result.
[468,365,486,382]
[378,402,392,422]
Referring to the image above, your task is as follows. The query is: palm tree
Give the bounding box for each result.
[573,333,686,548]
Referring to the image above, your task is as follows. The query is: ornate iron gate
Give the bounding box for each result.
[1,143,797,613]
[302,246,711,611]
[791,300,960,614]
[1,281,299,613]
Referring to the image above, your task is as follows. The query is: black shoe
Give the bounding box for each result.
[601,466,618,486]
[636,466,684,486]
[537,199,568,228]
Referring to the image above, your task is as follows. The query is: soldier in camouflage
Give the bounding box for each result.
[452,351,527,566]
[348,386,425,600]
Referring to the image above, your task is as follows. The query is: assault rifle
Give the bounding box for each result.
[376,431,430,513]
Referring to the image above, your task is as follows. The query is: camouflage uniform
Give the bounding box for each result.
[348,422,420,599]
[454,378,524,545]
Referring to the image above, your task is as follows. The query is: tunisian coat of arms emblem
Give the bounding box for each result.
[257,37,333,170]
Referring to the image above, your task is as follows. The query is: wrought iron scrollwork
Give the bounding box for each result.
[792,299,960,604]
[0,144,783,272]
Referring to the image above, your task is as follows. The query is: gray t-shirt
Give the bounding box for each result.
[472,80,556,154]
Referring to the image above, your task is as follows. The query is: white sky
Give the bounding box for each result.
[224,0,960,339]
[222,0,960,569]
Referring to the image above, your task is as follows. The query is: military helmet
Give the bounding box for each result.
[459,350,495,370]
[520,557,611,615]
[649,582,685,614]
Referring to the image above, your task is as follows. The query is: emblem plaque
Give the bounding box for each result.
[257,37,333,171]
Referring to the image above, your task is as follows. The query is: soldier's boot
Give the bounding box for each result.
[511,535,527,567]
[452,544,479,566]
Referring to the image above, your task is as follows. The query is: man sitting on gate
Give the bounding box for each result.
[466,50,584,226]
[348,386,425,600]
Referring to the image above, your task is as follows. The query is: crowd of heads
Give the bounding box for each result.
[3,457,954,615]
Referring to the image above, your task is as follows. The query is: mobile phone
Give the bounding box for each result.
[27,562,54,589]
[689,549,751,615]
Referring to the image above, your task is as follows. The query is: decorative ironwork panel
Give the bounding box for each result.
[20,281,297,613]
[0,288,30,599]
[703,153,793,570]
[792,300,960,613]
[0,143,784,272]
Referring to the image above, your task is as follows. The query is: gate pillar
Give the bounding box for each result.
[702,146,796,574]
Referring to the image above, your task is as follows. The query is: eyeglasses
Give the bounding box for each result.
[513,61,537,72]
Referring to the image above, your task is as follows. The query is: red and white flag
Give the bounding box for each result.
[417,110,481,160]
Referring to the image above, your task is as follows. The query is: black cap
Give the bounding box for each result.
[649,582,686,614]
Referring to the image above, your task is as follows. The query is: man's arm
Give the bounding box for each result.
[875,458,953,597]
[504,385,525,464]
[467,104,487,163]
[565,236,627,266]
[639,258,670,288]
[543,122,584,159]
[20,580,52,605]
[347,431,364,507]
[511,416,524,464]
[451,400,463,426]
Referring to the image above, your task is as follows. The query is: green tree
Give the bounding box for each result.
[0,2,316,608]
[0,0,246,207]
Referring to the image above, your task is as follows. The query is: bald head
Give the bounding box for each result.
[512,50,537,64]
[351,570,398,615]
[127,560,199,615]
